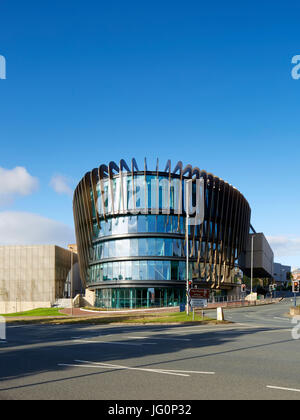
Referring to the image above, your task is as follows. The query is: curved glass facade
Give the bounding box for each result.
[89,260,193,283]
[91,237,198,260]
[73,159,251,309]
[96,287,186,309]
[93,215,185,238]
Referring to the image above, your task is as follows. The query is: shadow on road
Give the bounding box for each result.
[0,322,295,394]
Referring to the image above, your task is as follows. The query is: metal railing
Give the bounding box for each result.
[92,294,281,310]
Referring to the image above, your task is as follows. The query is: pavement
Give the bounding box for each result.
[0,297,300,400]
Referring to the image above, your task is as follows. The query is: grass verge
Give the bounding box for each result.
[2,309,230,326]
[1,308,68,317]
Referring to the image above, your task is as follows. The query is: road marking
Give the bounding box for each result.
[73,360,215,376]
[273,317,289,322]
[267,385,300,393]
[129,336,191,341]
[58,360,189,377]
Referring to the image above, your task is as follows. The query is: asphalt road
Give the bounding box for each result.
[0,298,300,400]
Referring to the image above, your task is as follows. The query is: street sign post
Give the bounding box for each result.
[190,288,210,300]
[189,290,209,321]
[190,299,208,308]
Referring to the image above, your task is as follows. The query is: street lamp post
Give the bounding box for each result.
[185,179,192,316]
[251,234,254,294]
[70,246,74,316]
[186,210,189,316]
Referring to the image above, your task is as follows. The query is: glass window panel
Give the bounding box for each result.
[107,263,113,281]
[135,176,146,210]
[98,244,103,259]
[179,261,185,281]
[114,178,122,214]
[148,261,155,280]
[119,216,128,234]
[163,261,170,280]
[171,261,178,281]
[128,216,137,233]
[103,242,108,258]
[132,261,139,280]
[148,215,156,233]
[165,215,172,233]
[126,176,134,211]
[138,238,148,256]
[173,239,180,257]
[113,261,119,280]
[112,218,119,235]
[155,262,164,281]
[146,177,152,209]
[148,238,156,256]
[124,261,132,280]
[137,215,147,232]
[139,261,147,280]
[148,175,157,211]
[165,239,172,256]
[108,241,115,258]
[103,264,108,281]
[107,219,113,236]
[156,238,165,256]
[156,215,164,233]
[130,239,138,256]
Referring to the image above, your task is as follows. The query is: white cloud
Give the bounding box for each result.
[0,166,39,206]
[267,236,300,258]
[0,211,75,248]
[50,174,73,197]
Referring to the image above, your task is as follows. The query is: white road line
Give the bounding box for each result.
[58,361,189,377]
[75,360,215,376]
[129,336,191,341]
[152,369,215,375]
[273,317,289,322]
[267,385,300,393]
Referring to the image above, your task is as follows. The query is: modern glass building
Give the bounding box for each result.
[73,159,251,308]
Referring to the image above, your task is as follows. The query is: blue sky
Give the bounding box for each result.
[0,0,300,267]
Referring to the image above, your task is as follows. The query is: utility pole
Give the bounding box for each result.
[251,234,254,294]
[186,210,189,316]
[70,246,74,316]
[186,179,192,316]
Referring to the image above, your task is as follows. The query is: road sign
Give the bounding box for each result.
[190,288,210,299]
[191,299,208,308]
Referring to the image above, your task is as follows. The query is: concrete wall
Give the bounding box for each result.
[239,233,274,278]
[81,289,96,307]
[0,245,79,314]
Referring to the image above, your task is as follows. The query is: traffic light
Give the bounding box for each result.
[292,281,300,293]
[241,284,246,293]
